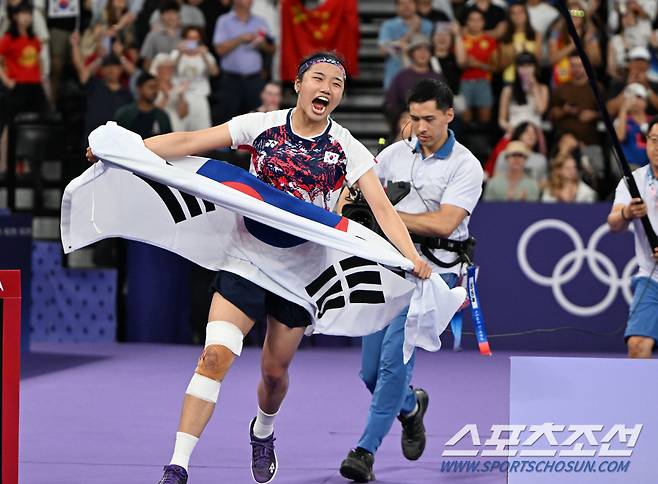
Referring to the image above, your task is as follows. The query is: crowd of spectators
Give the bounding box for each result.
[0,0,280,175]
[380,0,658,202]
[1,0,658,204]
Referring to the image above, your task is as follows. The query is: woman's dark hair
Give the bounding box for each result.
[8,1,35,38]
[501,2,536,44]
[548,130,583,167]
[296,51,346,81]
[136,71,156,87]
[463,7,485,26]
[647,116,658,134]
[182,25,205,43]
[511,121,540,152]
[159,0,180,14]
[407,78,454,111]
[510,52,538,106]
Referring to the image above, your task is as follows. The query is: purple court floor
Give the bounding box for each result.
[18,343,605,484]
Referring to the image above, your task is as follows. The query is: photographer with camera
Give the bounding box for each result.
[338,79,483,482]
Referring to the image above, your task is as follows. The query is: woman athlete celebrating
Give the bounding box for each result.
[89,52,430,484]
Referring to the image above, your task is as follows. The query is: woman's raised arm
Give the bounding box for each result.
[144,123,233,160]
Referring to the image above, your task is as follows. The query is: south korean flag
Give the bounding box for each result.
[61,123,464,347]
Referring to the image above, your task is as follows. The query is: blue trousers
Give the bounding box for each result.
[356,273,458,454]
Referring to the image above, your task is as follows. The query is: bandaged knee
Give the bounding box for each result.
[185,321,244,403]
[186,373,221,403]
[204,320,244,356]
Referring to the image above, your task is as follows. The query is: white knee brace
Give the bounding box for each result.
[186,373,221,403]
[185,320,245,403]
[205,320,244,356]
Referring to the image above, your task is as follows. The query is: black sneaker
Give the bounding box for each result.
[249,417,278,483]
[339,447,375,482]
[157,464,188,484]
[398,387,429,460]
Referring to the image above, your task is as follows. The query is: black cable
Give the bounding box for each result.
[451,262,658,339]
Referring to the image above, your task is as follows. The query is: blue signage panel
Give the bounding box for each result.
[464,203,636,352]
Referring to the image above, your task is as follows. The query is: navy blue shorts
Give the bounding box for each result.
[210,271,311,328]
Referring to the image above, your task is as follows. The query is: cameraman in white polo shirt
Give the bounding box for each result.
[338,79,483,482]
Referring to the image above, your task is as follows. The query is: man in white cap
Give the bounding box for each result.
[384,33,445,135]
[483,140,540,201]
[615,82,651,169]
[608,46,658,116]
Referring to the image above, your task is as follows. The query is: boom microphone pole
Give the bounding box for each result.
[555,0,658,251]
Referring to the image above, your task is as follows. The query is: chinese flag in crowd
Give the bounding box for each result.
[280,0,360,81]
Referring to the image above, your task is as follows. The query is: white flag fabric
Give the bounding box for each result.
[48,0,79,18]
[61,123,465,359]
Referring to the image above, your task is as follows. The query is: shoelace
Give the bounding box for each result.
[251,437,276,468]
[159,466,186,484]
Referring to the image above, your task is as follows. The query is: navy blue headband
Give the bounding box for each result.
[297,56,346,80]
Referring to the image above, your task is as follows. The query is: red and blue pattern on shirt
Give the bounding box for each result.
[240,118,347,210]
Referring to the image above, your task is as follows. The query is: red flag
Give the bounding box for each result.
[280,0,360,81]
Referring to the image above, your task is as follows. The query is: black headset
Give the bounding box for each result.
[401,120,418,155]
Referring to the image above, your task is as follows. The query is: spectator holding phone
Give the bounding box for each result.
[607,46,658,117]
[607,2,652,81]
[615,82,651,169]
[212,0,275,122]
[498,52,548,133]
[170,25,218,130]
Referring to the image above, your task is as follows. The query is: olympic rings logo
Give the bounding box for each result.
[517,219,637,317]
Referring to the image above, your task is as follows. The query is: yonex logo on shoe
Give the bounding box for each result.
[305,256,385,318]
[269,463,275,473]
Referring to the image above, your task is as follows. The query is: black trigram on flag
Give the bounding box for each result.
[305,256,386,318]
[136,174,215,224]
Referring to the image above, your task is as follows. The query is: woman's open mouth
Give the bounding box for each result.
[311,96,330,115]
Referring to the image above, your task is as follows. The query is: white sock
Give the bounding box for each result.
[169,432,199,471]
[253,407,278,439]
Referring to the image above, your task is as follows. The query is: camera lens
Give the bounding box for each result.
[343,207,378,232]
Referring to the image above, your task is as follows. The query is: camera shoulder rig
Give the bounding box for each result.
[411,235,476,268]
